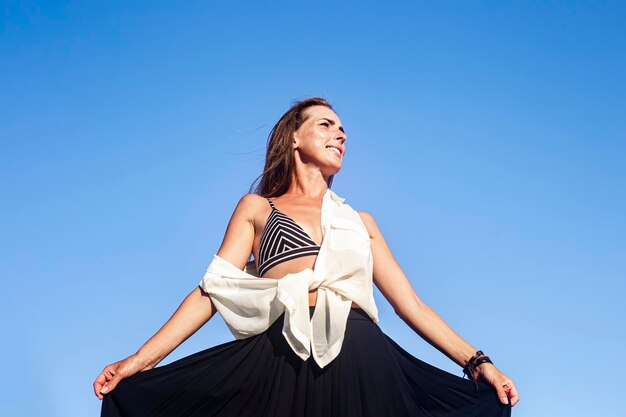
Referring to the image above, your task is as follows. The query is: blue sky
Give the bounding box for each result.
[1,1,624,416]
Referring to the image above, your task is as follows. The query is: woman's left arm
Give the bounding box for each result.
[358,211,520,407]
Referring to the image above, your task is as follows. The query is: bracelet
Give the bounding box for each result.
[462,350,493,391]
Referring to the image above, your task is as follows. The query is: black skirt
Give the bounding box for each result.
[101,306,512,417]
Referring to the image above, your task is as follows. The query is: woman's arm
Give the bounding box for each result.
[357,211,519,407]
[133,286,218,371]
[95,193,259,399]
[135,193,260,369]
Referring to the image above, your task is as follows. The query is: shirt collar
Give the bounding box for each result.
[327,188,346,204]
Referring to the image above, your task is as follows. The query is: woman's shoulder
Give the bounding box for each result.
[232,193,268,213]
[230,193,270,225]
[237,192,267,205]
[355,210,378,240]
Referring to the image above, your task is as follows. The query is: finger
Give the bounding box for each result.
[94,370,113,399]
[495,384,509,405]
[507,384,520,406]
[95,370,108,385]
[93,380,103,400]
[101,373,122,395]
[501,380,519,406]
[97,365,117,390]
[104,365,117,378]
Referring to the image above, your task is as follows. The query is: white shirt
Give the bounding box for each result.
[198,187,379,368]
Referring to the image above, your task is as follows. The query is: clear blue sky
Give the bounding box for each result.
[1,1,624,416]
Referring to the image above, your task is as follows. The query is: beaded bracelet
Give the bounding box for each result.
[462,350,493,391]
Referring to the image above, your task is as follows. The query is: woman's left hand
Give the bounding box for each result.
[475,363,520,407]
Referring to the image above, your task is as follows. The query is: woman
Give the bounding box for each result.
[94,97,519,416]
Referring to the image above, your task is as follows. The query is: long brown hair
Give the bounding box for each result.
[250,97,336,197]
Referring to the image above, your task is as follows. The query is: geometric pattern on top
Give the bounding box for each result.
[257,198,321,277]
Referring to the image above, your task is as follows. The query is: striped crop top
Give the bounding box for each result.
[257,198,321,277]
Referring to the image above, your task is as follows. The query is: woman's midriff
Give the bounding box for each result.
[309,288,360,308]
[259,274,360,308]
[255,256,360,308]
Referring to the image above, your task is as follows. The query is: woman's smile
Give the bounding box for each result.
[326,145,343,159]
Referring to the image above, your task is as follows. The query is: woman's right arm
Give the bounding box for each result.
[94,193,260,400]
[134,286,219,371]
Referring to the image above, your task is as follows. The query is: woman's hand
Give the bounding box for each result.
[474,362,520,407]
[92,286,219,401]
[93,353,149,400]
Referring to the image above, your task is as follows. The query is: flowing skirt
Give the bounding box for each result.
[101,306,511,417]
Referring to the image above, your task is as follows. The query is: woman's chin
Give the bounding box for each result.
[328,165,342,176]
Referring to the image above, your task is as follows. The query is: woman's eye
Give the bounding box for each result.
[320,122,329,127]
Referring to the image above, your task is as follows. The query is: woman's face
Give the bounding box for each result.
[293,105,347,176]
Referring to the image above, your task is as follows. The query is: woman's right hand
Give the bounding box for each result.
[93,353,149,400]
[92,286,218,401]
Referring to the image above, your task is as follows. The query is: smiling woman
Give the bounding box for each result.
[94,97,518,416]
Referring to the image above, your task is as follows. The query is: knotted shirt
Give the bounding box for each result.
[198,188,379,368]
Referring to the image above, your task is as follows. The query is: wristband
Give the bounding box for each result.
[462,350,493,391]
